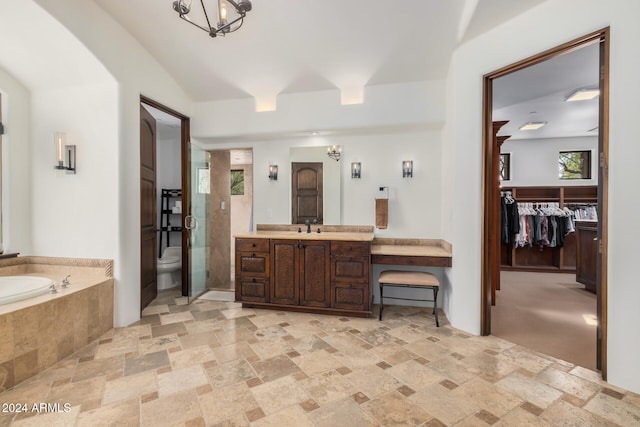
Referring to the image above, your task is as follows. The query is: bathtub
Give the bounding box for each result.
[0,275,54,305]
[0,256,114,391]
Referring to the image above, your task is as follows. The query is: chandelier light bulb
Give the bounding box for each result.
[219,1,228,20]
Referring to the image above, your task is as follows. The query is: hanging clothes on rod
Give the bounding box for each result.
[564,203,598,221]
[512,201,575,250]
[500,191,519,245]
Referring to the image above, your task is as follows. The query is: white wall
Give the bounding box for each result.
[27,0,193,326]
[192,81,445,140]
[501,136,598,186]
[30,83,118,259]
[446,0,640,393]
[0,69,31,255]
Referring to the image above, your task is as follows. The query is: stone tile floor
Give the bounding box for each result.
[1,289,640,426]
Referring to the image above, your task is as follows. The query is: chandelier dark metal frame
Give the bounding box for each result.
[173,0,252,38]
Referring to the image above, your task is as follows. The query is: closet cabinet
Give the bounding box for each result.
[500,186,597,273]
[575,221,598,293]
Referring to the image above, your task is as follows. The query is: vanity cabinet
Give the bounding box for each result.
[235,236,372,317]
[271,239,330,307]
[235,238,270,303]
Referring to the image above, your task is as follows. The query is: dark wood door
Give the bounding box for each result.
[270,239,299,305]
[140,105,157,310]
[292,162,323,224]
[299,241,330,307]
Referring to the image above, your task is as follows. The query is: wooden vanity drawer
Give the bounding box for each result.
[235,276,269,303]
[331,255,369,283]
[331,241,370,257]
[236,238,269,253]
[331,282,369,311]
[235,251,270,277]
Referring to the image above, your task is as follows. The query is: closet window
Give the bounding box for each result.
[559,151,591,179]
[500,153,511,181]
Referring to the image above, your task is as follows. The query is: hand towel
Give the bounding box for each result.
[376,198,388,229]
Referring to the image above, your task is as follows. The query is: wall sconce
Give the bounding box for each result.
[268,164,278,181]
[327,145,341,161]
[53,132,76,174]
[402,160,413,178]
[351,162,361,179]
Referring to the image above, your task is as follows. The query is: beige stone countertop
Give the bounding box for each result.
[371,238,452,258]
[234,230,375,241]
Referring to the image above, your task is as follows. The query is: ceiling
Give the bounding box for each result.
[98,1,599,141]
[95,0,545,102]
[493,42,600,140]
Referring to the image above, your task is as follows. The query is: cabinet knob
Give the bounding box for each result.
[252,278,256,282]
[251,243,256,247]
[251,253,255,257]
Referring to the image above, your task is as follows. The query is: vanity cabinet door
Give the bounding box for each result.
[299,241,331,308]
[270,240,300,305]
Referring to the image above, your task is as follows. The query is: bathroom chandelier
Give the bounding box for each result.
[172,0,252,38]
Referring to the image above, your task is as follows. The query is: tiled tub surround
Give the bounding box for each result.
[0,257,114,391]
[2,290,640,426]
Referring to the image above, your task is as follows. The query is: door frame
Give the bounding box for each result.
[480,28,610,378]
[140,95,191,297]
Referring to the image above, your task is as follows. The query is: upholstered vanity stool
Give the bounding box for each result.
[378,270,440,326]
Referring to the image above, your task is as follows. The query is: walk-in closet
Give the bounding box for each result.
[489,40,601,371]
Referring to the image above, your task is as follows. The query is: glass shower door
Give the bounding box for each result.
[186,144,210,302]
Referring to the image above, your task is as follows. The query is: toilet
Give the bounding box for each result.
[157,246,182,290]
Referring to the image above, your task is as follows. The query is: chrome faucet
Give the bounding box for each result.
[49,283,58,294]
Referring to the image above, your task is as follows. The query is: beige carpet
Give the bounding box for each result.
[492,271,597,371]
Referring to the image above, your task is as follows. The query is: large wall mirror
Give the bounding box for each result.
[289,146,341,225]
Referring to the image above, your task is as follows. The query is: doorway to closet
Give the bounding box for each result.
[481,29,609,377]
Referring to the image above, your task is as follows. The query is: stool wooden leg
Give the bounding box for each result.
[433,286,439,327]
[379,283,384,321]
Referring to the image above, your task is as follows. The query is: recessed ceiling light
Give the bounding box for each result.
[519,121,547,131]
[310,131,319,136]
[565,88,600,102]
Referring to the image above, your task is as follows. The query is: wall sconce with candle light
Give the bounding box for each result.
[327,145,341,161]
[351,162,361,179]
[54,132,76,174]
[268,164,278,181]
[402,160,413,178]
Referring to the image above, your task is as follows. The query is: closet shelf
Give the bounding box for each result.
[500,185,597,274]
